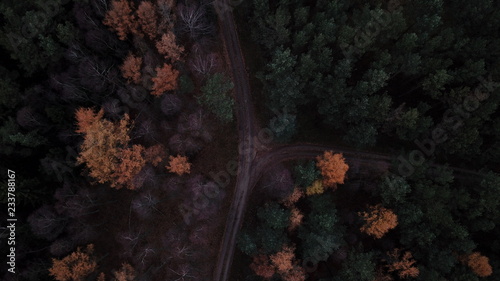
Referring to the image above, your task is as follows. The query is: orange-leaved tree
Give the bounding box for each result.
[151,63,179,96]
[270,245,305,281]
[387,249,419,278]
[113,263,136,281]
[359,204,398,239]
[49,244,97,281]
[145,144,167,166]
[75,108,146,189]
[103,0,137,40]
[136,1,158,39]
[97,273,105,281]
[316,151,349,188]
[156,31,184,62]
[288,207,304,232]
[281,187,304,208]
[120,53,142,84]
[251,245,305,281]
[250,254,275,279]
[166,155,191,175]
[463,252,493,277]
[270,245,295,274]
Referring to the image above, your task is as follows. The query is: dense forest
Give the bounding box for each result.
[233,0,500,280]
[0,0,235,280]
[0,0,499,281]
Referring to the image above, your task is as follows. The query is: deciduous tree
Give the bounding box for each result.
[316,151,349,188]
[160,94,183,116]
[359,205,398,239]
[136,1,158,39]
[120,53,142,84]
[49,244,97,281]
[305,180,324,196]
[463,252,492,277]
[115,145,146,187]
[288,207,303,231]
[144,144,166,166]
[178,3,213,39]
[166,155,191,175]
[103,0,137,40]
[271,245,295,274]
[156,31,184,62]
[131,191,160,219]
[250,254,275,279]
[151,63,179,96]
[75,108,146,189]
[113,263,135,281]
[261,165,294,200]
[281,187,304,208]
[387,249,419,278]
[28,205,66,241]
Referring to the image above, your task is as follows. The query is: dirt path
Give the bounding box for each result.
[211,1,485,280]
[212,1,258,280]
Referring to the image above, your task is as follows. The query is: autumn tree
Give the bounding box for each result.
[316,151,349,188]
[250,254,275,279]
[136,1,158,39]
[156,31,184,62]
[305,180,324,196]
[288,207,304,232]
[251,245,306,281]
[151,63,179,96]
[113,263,136,281]
[120,53,142,84]
[144,144,166,166]
[49,244,97,281]
[271,245,306,281]
[114,144,146,187]
[166,155,191,175]
[75,108,147,189]
[359,204,398,239]
[271,246,294,274]
[463,252,493,277]
[281,187,304,208]
[103,0,137,40]
[387,249,419,278]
